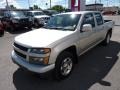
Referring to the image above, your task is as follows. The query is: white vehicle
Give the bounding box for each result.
[11,11,114,80]
[26,11,50,27]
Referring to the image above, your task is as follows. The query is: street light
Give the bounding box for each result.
[50,0,51,8]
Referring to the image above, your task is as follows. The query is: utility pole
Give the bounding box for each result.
[50,0,51,8]
[28,0,30,9]
[94,0,97,11]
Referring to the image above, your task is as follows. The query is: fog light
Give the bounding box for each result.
[29,56,49,65]
[32,57,43,62]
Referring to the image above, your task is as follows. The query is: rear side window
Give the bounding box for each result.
[95,13,103,25]
[82,13,95,28]
[4,12,10,17]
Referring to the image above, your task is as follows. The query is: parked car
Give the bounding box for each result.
[0,20,4,37]
[43,10,59,16]
[26,11,50,27]
[11,11,114,80]
[102,11,116,15]
[3,11,32,31]
[0,12,4,20]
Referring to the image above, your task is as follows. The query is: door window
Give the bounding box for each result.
[95,13,103,25]
[82,13,95,28]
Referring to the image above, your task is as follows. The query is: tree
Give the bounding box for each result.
[9,5,16,9]
[29,7,33,10]
[51,5,65,12]
[33,5,39,9]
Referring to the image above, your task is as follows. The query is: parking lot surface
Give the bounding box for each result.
[0,17,120,90]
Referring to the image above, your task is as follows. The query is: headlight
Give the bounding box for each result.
[29,48,51,65]
[30,48,51,54]
[12,19,19,23]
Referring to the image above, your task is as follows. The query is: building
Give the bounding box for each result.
[86,3,103,11]
[103,6,120,14]
[68,0,85,11]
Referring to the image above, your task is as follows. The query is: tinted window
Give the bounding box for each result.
[26,12,33,16]
[10,11,25,17]
[34,12,45,16]
[95,13,103,25]
[4,12,10,17]
[83,13,95,28]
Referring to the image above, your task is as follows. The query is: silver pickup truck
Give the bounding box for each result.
[11,11,114,80]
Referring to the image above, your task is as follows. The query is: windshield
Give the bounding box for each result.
[44,14,81,31]
[26,12,32,16]
[11,11,25,17]
[34,12,45,16]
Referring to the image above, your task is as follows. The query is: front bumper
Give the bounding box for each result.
[13,22,32,28]
[11,51,55,73]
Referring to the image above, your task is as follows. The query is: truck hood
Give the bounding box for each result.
[15,28,73,47]
[34,15,50,18]
[14,16,28,20]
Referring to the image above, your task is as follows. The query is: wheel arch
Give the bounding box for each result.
[56,45,78,64]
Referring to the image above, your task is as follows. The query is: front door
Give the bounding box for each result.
[78,13,96,54]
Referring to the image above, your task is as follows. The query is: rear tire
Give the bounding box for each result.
[102,32,111,46]
[53,51,74,80]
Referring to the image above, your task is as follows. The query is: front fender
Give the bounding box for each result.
[48,34,79,64]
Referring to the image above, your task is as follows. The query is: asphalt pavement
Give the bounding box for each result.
[0,18,120,90]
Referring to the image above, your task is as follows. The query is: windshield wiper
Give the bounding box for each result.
[43,26,74,31]
[62,26,74,31]
[49,27,63,29]
[43,26,63,30]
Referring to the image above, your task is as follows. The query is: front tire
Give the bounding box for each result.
[54,51,74,80]
[34,22,39,28]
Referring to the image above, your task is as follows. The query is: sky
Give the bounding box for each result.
[0,0,120,9]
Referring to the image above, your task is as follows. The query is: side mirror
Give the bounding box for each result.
[81,24,92,32]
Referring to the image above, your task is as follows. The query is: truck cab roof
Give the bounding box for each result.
[57,11,101,15]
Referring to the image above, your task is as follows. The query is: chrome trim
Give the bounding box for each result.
[13,45,50,61]
[11,51,55,73]
[13,45,27,56]
[28,53,50,58]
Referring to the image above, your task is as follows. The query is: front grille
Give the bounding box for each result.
[14,50,26,59]
[14,43,28,52]
[44,17,50,20]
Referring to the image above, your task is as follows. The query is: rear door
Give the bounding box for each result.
[94,12,105,41]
